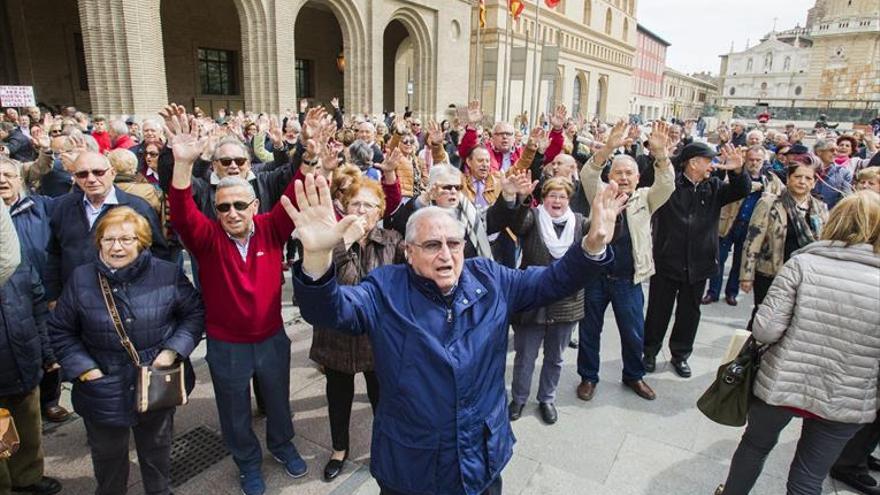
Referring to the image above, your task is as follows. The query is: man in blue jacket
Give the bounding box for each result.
[288,174,622,495]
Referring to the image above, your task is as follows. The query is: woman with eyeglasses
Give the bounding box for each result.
[308,177,404,481]
[386,118,449,201]
[49,206,203,495]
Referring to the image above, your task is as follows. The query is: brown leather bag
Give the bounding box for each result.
[98,274,188,414]
[0,408,20,460]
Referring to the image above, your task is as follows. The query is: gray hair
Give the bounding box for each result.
[358,122,376,134]
[348,139,374,169]
[81,134,100,153]
[813,139,834,152]
[427,164,462,187]
[215,176,256,200]
[405,206,466,243]
[108,119,128,136]
[212,137,250,161]
[610,154,638,172]
[141,118,162,132]
[747,129,764,141]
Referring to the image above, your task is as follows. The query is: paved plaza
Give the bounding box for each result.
[41,274,864,495]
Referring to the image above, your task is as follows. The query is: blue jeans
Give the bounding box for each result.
[206,329,296,474]
[708,222,747,299]
[577,276,646,383]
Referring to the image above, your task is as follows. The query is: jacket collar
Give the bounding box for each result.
[406,262,489,336]
[95,249,152,284]
[9,196,33,217]
[366,227,395,246]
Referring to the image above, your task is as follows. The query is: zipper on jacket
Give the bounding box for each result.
[446,308,453,323]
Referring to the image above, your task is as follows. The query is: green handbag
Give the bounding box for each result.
[697,336,767,427]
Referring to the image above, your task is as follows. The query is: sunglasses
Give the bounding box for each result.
[49,130,62,136]
[439,184,462,192]
[144,151,159,157]
[73,168,110,179]
[217,157,248,167]
[215,199,256,213]
[401,138,416,145]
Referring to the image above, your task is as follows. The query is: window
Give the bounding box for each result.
[763,52,773,70]
[583,0,591,25]
[729,87,736,96]
[573,76,582,115]
[74,33,88,91]
[623,18,629,40]
[198,48,237,95]
[783,56,791,71]
[760,82,767,90]
[604,8,612,35]
[746,58,753,71]
[295,59,314,98]
[794,86,802,96]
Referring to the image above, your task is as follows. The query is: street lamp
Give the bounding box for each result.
[336,49,346,74]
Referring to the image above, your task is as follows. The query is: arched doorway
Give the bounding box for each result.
[294,2,344,108]
[573,71,588,116]
[383,19,412,113]
[161,0,243,116]
[595,75,608,120]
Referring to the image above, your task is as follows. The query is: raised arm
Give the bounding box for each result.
[643,121,675,213]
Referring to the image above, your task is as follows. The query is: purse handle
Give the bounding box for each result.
[98,274,141,367]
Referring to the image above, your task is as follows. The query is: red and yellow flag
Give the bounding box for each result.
[509,0,525,20]
[545,0,561,7]
[479,0,486,28]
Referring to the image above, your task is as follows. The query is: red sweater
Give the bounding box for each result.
[169,181,296,343]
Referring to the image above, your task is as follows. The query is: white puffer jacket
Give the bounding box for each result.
[753,241,880,424]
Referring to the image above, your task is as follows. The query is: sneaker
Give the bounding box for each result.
[238,471,265,495]
[273,446,309,479]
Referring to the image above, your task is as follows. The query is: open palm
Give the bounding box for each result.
[280,174,365,253]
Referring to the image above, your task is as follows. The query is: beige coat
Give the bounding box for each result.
[718,171,784,238]
[581,155,675,284]
[753,241,880,424]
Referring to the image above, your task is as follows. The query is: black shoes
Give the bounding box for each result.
[643,354,656,373]
[323,451,349,481]
[538,402,558,425]
[671,359,692,378]
[830,468,880,495]
[11,477,62,495]
[508,400,524,421]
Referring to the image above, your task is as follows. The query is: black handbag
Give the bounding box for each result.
[99,274,188,414]
[697,336,767,427]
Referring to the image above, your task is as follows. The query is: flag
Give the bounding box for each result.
[509,0,525,20]
[479,0,486,28]
[545,0,560,7]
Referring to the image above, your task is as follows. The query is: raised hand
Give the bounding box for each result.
[501,169,538,200]
[268,116,283,147]
[646,121,671,158]
[466,100,483,127]
[393,113,408,134]
[330,97,340,110]
[583,180,627,254]
[161,103,207,166]
[604,119,630,150]
[527,126,546,151]
[299,98,309,113]
[717,143,745,171]
[549,104,567,130]
[302,107,328,141]
[426,120,444,146]
[376,147,404,174]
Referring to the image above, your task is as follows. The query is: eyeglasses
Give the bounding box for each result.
[349,201,380,211]
[410,238,465,255]
[438,184,462,192]
[411,123,422,127]
[144,151,159,158]
[217,157,248,167]
[100,236,137,247]
[401,139,416,145]
[493,132,514,137]
[215,199,256,213]
[49,130,62,136]
[545,193,569,201]
[73,168,110,179]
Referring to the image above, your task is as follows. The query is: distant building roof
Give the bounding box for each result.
[637,24,671,47]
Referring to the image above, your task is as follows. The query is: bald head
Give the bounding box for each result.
[548,153,577,180]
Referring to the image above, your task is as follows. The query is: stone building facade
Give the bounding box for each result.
[0,0,472,119]
[661,68,717,121]
[632,24,669,122]
[472,0,637,124]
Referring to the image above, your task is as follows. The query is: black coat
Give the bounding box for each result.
[652,171,751,283]
[189,166,294,220]
[0,260,50,397]
[45,186,170,300]
[48,251,204,427]
[2,128,35,162]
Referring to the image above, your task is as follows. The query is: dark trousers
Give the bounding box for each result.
[578,276,646,383]
[206,330,296,474]
[379,476,502,495]
[721,399,861,495]
[38,369,61,411]
[83,408,175,495]
[643,273,705,361]
[708,223,747,299]
[747,273,775,331]
[833,415,880,476]
[491,231,518,268]
[325,368,379,452]
[0,388,43,491]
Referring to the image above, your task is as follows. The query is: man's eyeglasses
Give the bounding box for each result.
[73,168,110,179]
[217,157,248,167]
[410,238,465,255]
[438,184,462,192]
[215,199,256,213]
[144,151,159,158]
[100,236,137,247]
[493,132,513,137]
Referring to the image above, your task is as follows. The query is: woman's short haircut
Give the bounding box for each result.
[821,190,880,253]
[106,148,138,175]
[331,164,363,199]
[786,161,817,178]
[541,177,574,199]
[836,135,859,157]
[94,206,153,252]
[856,167,880,183]
[427,164,462,187]
[348,140,374,169]
[341,176,386,214]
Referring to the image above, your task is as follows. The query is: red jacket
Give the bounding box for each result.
[111,134,135,150]
[169,180,296,343]
[457,127,564,173]
[92,131,111,153]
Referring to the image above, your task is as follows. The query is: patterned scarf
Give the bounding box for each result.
[781,191,820,249]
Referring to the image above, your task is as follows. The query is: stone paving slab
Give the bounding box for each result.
[40,275,866,494]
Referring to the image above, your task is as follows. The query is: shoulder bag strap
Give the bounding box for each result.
[98,273,141,366]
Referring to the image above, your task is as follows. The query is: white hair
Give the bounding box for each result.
[405,206,466,243]
[610,154,638,172]
[108,119,128,136]
[427,164,462,187]
[215,176,256,200]
[747,129,764,140]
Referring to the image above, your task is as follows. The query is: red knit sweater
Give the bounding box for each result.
[169,181,296,343]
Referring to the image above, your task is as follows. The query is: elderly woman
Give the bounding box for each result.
[812,139,853,209]
[348,139,382,181]
[107,148,162,214]
[856,166,880,194]
[49,207,204,495]
[309,177,404,481]
[500,178,588,425]
[740,161,829,329]
[717,191,880,495]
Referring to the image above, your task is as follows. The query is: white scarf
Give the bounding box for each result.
[537,205,575,259]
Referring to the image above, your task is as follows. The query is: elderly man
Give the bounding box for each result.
[288,168,621,495]
[642,142,750,378]
[166,106,305,495]
[108,119,135,151]
[356,121,385,164]
[813,139,853,209]
[577,121,675,402]
[45,151,168,302]
[730,120,748,147]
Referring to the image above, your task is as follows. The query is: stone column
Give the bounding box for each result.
[77,0,168,116]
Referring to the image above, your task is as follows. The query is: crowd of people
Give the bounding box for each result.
[0,97,878,495]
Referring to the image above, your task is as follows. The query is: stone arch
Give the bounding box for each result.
[291,0,368,115]
[231,0,273,110]
[604,8,613,35]
[386,7,435,117]
[596,74,608,120]
[573,71,588,116]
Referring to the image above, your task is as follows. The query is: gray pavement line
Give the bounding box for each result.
[328,463,373,495]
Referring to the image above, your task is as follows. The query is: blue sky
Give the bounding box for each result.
[636,0,817,75]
